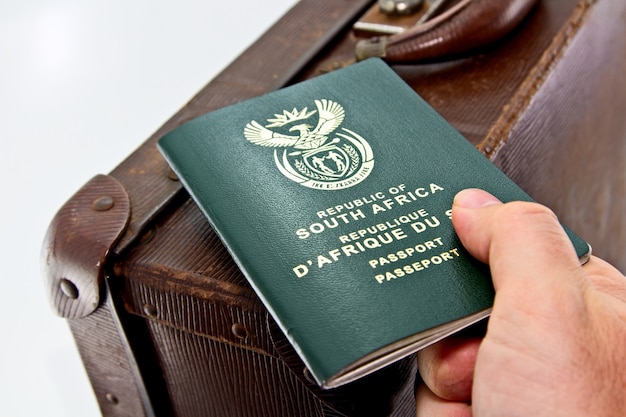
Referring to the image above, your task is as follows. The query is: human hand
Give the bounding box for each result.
[416,188,626,417]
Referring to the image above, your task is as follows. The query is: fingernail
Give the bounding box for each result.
[454,188,502,208]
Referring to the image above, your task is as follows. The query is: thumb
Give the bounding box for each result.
[452,189,625,417]
[451,188,583,293]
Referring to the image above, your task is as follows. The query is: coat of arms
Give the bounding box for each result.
[244,99,374,190]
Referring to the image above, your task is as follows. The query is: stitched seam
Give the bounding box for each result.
[479,0,596,159]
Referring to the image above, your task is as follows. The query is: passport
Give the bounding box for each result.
[158,59,590,389]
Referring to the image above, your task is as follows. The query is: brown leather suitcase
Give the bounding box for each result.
[42,0,626,416]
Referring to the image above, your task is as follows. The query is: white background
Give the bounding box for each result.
[0,0,297,415]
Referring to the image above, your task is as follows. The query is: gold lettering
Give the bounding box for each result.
[430,183,444,193]
[373,247,462,283]
[295,228,309,239]
[371,203,386,214]
[341,245,360,256]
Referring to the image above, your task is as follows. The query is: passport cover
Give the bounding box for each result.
[158,58,590,389]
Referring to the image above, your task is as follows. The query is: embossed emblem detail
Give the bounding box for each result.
[244,99,374,190]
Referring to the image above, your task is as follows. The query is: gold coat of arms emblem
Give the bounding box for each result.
[244,99,374,190]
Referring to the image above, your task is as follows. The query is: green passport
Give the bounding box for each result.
[158,59,589,389]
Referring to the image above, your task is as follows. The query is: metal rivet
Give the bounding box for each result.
[167,169,179,181]
[105,393,119,405]
[143,304,157,318]
[59,278,79,299]
[231,323,248,339]
[139,227,156,245]
[302,367,316,384]
[91,195,114,211]
[379,0,424,16]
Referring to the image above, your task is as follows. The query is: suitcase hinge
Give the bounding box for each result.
[42,174,131,318]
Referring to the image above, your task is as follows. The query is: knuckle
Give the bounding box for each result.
[501,201,558,222]
[495,201,560,235]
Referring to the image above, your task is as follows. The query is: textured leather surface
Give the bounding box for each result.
[489,0,626,270]
[69,296,149,417]
[120,197,419,416]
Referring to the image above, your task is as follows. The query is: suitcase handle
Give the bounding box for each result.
[356,0,540,63]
